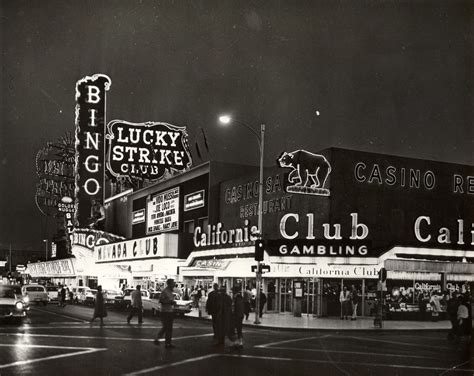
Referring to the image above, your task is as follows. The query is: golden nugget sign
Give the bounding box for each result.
[106,120,192,181]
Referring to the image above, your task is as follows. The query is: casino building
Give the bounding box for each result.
[97,147,473,319]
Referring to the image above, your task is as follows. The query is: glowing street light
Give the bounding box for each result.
[218,114,265,325]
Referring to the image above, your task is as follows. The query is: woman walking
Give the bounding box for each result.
[90,286,107,325]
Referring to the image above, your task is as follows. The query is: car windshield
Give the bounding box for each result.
[0,285,21,298]
[25,286,45,292]
[46,286,58,292]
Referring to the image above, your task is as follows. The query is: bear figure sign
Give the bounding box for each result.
[278,150,331,196]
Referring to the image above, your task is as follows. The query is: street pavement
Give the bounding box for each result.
[0,303,471,375]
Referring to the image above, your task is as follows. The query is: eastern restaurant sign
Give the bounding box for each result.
[74,74,111,227]
[106,120,192,181]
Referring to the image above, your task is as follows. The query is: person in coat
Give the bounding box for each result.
[127,285,143,324]
[232,286,245,348]
[154,279,177,348]
[351,285,360,320]
[206,283,219,340]
[243,286,252,320]
[259,290,267,318]
[339,286,351,320]
[90,285,107,325]
[214,286,234,346]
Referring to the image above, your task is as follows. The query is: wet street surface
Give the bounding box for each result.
[0,304,471,375]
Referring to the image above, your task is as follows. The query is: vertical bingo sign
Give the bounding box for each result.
[74,74,111,227]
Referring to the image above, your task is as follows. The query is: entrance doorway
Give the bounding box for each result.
[279,278,293,313]
[302,278,320,316]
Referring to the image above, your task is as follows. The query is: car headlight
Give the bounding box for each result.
[23,296,29,303]
[15,302,24,310]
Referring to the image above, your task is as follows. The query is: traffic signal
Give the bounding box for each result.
[254,239,265,261]
[378,267,387,282]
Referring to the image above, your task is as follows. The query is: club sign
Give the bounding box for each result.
[106,120,192,181]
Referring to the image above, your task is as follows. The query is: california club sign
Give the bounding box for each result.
[106,120,192,181]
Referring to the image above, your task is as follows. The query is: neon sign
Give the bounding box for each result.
[74,74,111,227]
[278,150,331,196]
[106,120,192,181]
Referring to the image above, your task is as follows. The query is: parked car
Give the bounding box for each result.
[45,286,59,302]
[104,289,122,305]
[71,286,92,304]
[84,289,98,305]
[145,292,193,316]
[0,284,28,323]
[115,288,152,309]
[21,284,48,306]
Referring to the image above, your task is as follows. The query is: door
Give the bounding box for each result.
[266,279,278,312]
[302,278,320,316]
[279,278,293,313]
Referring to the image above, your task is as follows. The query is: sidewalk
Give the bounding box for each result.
[185,308,454,331]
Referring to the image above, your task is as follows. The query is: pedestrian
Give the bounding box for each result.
[127,285,143,324]
[430,291,441,322]
[447,292,460,340]
[183,285,190,300]
[232,286,244,348]
[457,295,471,340]
[339,286,351,320]
[60,286,67,308]
[243,286,251,320]
[206,283,219,340]
[154,279,176,348]
[259,290,267,318]
[215,286,234,346]
[350,285,360,320]
[90,285,107,325]
[68,287,74,304]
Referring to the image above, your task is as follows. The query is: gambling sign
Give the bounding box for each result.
[106,120,192,181]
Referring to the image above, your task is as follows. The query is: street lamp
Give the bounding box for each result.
[43,239,48,262]
[218,114,265,325]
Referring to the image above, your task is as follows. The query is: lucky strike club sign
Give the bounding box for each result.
[106,120,192,181]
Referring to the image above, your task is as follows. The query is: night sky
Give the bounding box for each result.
[0,1,472,251]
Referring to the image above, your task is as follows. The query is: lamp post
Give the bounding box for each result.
[43,239,48,262]
[219,115,265,325]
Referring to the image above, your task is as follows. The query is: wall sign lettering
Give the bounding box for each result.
[146,187,180,234]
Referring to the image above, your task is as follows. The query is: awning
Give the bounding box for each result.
[385,258,474,274]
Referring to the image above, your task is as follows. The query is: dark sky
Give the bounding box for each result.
[0,0,473,251]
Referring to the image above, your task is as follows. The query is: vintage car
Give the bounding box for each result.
[0,284,28,323]
[104,289,122,305]
[21,284,48,306]
[45,285,59,302]
[117,288,152,309]
[71,286,92,304]
[144,292,193,316]
[84,289,98,305]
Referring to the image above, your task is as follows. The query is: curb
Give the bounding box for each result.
[182,314,452,333]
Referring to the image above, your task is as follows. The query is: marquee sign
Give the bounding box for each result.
[74,74,111,227]
[146,187,180,234]
[106,120,192,181]
[94,233,178,263]
[26,259,76,278]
